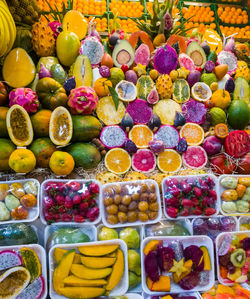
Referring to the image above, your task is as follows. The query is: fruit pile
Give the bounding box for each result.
[109,0,144,18]
[219,25,250,39]
[202,283,250,299]
[182,5,215,23]
[217,6,248,25]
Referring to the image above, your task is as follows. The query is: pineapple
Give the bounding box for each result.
[96,171,122,185]
[32,21,55,56]
[156,75,174,99]
[124,171,148,181]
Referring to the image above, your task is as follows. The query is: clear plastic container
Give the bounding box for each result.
[101,180,162,228]
[162,175,219,219]
[0,243,47,299]
[40,179,101,225]
[49,239,129,298]
[126,293,143,299]
[0,179,40,224]
[143,291,202,298]
[141,235,215,295]
[238,216,250,231]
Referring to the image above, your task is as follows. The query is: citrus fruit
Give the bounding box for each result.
[0,138,15,172]
[132,149,156,173]
[180,123,205,146]
[104,148,131,174]
[157,149,182,173]
[49,151,75,176]
[210,107,227,126]
[129,125,154,148]
[96,96,125,125]
[109,67,125,87]
[153,99,181,125]
[182,146,208,169]
[191,82,212,102]
[94,78,112,97]
[203,29,223,54]
[9,149,36,174]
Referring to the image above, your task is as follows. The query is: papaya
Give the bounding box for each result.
[54,248,81,264]
[59,287,105,298]
[31,110,52,137]
[128,31,154,53]
[106,248,124,292]
[147,275,171,292]
[78,244,118,256]
[200,246,211,271]
[143,240,160,255]
[0,138,15,172]
[64,275,107,287]
[0,107,9,138]
[72,115,102,142]
[71,264,112,279]
[167,35,187,53]
[80,256,116,269]
[53,249,75,295]
[29,138,56,168]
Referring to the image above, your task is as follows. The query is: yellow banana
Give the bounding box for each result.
[0,13,7,56]
[0,3,16,53]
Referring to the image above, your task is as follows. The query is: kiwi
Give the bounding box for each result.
[230,249,246,267]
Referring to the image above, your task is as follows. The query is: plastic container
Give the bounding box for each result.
[162,175,219,219]
[40,179,102,225]
[44,223,97,250]
[216,231,250,286]
[141,235,215,295]
[0,243,47,299]
[219,175,250,216]
[143,291,202,298]
[101,179,162,228]
[238,216,250,231]
[49,239,129,298]
[126,293,143,299]
[0,179,40,224]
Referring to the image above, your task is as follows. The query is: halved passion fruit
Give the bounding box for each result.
[115,80,137,102]
[49,106,73,146]
[191,82,212,102]
[6,105,33,147]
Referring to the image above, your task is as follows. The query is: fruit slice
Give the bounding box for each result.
[217,51,238,75]
[182,146,208,169]
[180,123,204,146]
[62,10,88,40]
[104,148,131,174]
[19,248,41,283]
[54,248,81,264]
[59,287,105,298]
[96,96,125,125]
[129,125,154,149]
[132,149,156,173]
[0,250,22,271]
[126,99,152,124]
[49,106,73,146]
[182,99,207,125]
[115,80,137,102]
[157,149,182,173]
[78,245,119,256]
[16,276,45,299]
[71,264,112,279]
[225,130,250,158]
[153,99,181,125]
[191,82,212,102]
[218,234,232,256]
[112,40,135,68]
[203,29,223,54]
[136,75,154,100]
[100,126,127,149]
[233,77,250,102]
[178,53,195,71]
[80,256,116,269]
[6,105,33,147]
[173,79,190,103]
[154,125,179,149]
[106,248,124,292]
[167,35,187,54]
[186,41,207,69]
[64,275,107,287]
[70,55,93,87]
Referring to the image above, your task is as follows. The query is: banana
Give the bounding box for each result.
[0,13,8,57]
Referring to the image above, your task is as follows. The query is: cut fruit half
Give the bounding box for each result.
[153,99,181,125]
[132,149,156,173]
[157,149,182,173]
[115,80,137,102]
[182,146,208,169]
[191,82,212,102]
[154,125,179,149]
[100,125,127,149]
[173,79,190,104]
[104,148,131,174]
[180,123,204,146]
[49,106,73,146]
[129,125,154,149]
[126,99,152,124]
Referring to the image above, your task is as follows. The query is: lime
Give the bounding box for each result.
[109,67,125,87]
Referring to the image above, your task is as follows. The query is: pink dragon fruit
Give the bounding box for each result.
[79,35,105,66]
[9,88,39,114]
[48,21,62,37]
[153,44,178,74]
[217,51,238,75]
[68,86,98,114]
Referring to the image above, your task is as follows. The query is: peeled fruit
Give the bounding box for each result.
[106,248,124,291]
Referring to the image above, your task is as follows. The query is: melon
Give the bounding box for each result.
[132,149,156,173]
[154,125,179,149]
[182,146,208,169]
[126,99,152,124]
[136,75,154,100]
[16,276,45,299]
[100,126,127,149]
[228,100,249,129]
[173,79,190,103]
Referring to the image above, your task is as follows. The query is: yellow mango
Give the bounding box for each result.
[106,249,124,292]
[143,240,160,255]
[54,248,81,264]
[200,246,211,271]
[147,276,171,292]
[238,177,250,187]
[64,275,107,287]
[78,244,119,256]
[71,264,112,279]
[216,284,235,295]
[107,251,117,258]
[80,256,116,269]
[162,296,173,299]
[59,287,105,298]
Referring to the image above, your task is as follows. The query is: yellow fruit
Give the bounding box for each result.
[104,148,131,175]
[62,10,88,40]
[78,244,119,256]
[49,151,75,176]
[106,248,124,292]
[149,69,158,80]
[153,99,181,125]
[169,70,178,81]
[180,123,205,146]
[157,149,182,173]
[9,149,36,173]
[94,78,112,97]
[71,264,112,279]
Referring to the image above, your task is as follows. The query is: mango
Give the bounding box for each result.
[200,246,211,271]
[143,240,160,255]
[239,177,250,187]
[59,287,105,298]
[147,275,171,292]
[71,264,112,279]
[80,256,116,269]
[64,275,107,287]
[54,248,81,264]
[106,249,124,292]
[78,245,119,256]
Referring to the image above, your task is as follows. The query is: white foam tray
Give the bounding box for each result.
[125,293,143,299]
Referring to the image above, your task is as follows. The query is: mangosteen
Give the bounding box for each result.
[147,114,161,132]
[121,113,134,132]
[225,77,235,93]
[201,41,210,56]
[173,112,186,127]
[109,31,120,46]
[176,137,188,153]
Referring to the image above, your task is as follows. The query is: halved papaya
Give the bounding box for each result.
[128,31,154,53]
[167,35,187,54]
[49,106,73,146]
[6,105,33,147]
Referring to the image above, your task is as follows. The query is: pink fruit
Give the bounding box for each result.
[179,53,195,71]
[132,149,156,173]
[187,70,201,87]
[182,99,207,124]
[16,276,45,299]
[166,207,178,218]
[125,70,138,84]
[134,44,150,66]
[72,195,81,205]
[100,125,127,149]
[217,51,238,75]
[43,196,54,209]
[147,89,159,104]
[9,88,39,114]
[154,125,180,149]
[126,99,152,124]
[88,182,100,194]
[182,146,208,169]
[0,250,22,271]
[202,135,222,155]
[153,45,178,74]
[149,139,165,154]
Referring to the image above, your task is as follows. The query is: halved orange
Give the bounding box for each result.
[104,148,131,175]
[180,123,205,146]
[157,149,182,173]
[128,125,154,148]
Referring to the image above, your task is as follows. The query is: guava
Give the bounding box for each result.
[98,227,118,241]
[119,227,140,249]
[128,249,141,276]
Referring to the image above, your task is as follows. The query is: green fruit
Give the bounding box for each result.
[201,73,217,87]
[233,77,250,102]
[228,100,249,129]
[98,227,118,241]
[13,26,33,53]
[109,67,125,87]
[0,107,9,138]
[50,64,66,85]
[29,138,56,168]
[128,271,141,290]
[230,248,246,267]
[70,55,93,87]
[173,79,190,103]
[136,75,154,100]
[186,41,207,68]
[208,51,217,63]
[37,56,59,72]
[112,40,135,68]
[0,138,15,171]
[72,115,102,142]
[31,109,52,137]
[66,142,101,169]
[210,107,227,126]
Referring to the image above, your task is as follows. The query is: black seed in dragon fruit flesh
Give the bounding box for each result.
[176,137,188,153]
[169,240,184,261]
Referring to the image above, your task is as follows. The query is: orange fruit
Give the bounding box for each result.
[129,125,154,149]
[104,148,131,174]
[9,149,36,174]
[180,123,205,146]
[49,151,75,176]
[94,78,112,97]
[157,149,182,173]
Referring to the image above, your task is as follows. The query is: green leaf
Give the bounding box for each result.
[108,86,119,111]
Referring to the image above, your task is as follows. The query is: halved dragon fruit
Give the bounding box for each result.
[100,125,127,149]
[153,45,178,74]
[126,99,153,124]
[217,51,238,76]
[16,276,45,299]
[154,125,180,149]
[183,146,208,169]
[132,149,156,173]
[179,53,195,71]
[134,44,150,66]
[79,36,105,66]
[0,250,23,271]
[182,99,207,124]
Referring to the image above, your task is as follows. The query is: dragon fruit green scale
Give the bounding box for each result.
[68,86,98,115]
[9,88,39,114]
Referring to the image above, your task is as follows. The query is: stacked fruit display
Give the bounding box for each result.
[202,283,250,299]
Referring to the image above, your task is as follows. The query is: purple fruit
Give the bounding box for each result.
[149,139,165,154]
[219,252,231,267]
[174,112,186,127]
[176,137,188,153]
[225,77,235,93]
[124,139,137,154]
[220,217,236,231]
[148,114,161,132]
[193,218,208,235]
[63,77,76,95]
[204,60,215,73]
[147,89,159,104]
[126,99,152,124]
[184,245,204,271]
[125,70,138,84]
[207,218,221,231]
[99,66,111,78]
[242,237,250,251]
[121,113,134,132]
[38,63,51,79]
[182,99,207,124]
[187,70,201,87]
[144,250,159,282]
[202,135,222,155]
[179,271,200,290]
[157,246,175,271]
[153,45,178,74]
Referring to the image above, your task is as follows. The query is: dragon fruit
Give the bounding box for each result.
[182,99,207,124]
[134,44,150,66]
[79,36,105,66]
[68,86,98,114]
[217,51,238,75]
[48,21,62,37]
[179,53,195,71]
[9,88,39,114]
[16,276,45,299]
[153,45,178,74]
[0,250,23,271]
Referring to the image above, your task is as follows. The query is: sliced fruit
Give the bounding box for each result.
[6,105,33,147]
[153,99,181,125]
[115,80,137,102]
[19,248,41,283]
[64,275,107,287]
[180,123,204,146]
[129,125,154,149]
[70,55,93,87]
[16,275,45,299]
[154,125,179,149]
[225,130,250,158]
[217,51,238,75]
[157,149,182,173]
[178,53,195,71]
[167,35,187,54]
[200,246,211,271]
[78,245,118,256]
[191,82,212,102]
[71,264,112,279]
[105,148,131,175]
[136,75,154,100]
[112,40,135,68]
[62,10,88,40]
[132,149,156,173]
[106,248,124,292]
[173,79,190,103]
[143,240,160,255]
[182,99,207,125]
[0,250,22,271]
[80,256,116,269]
[233,77,250,102]
[126,99,152,124]
[203,29,223,54]
[59,287,105,298]
[54,248,81,264]
[182,146,208,169]
[100,125,127,149]
[186,41,207,69]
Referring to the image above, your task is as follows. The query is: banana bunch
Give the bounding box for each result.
[0,0,16,57]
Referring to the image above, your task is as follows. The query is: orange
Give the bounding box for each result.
[180,123,205,146]
[94,78,113,97]
[9,149,36,174]
[104,148,131,174]
[157,149,182,173]
[128,125,154,149]
[49,151,75,176]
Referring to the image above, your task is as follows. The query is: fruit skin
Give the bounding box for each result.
[210,153,236,175]
[13,26,33,53]
[237,153,250,174]
[0,82,8,105]
[233,77,250,102]
[228,100,249,129]
[210,107,227,126]
[186,41,207,69]
[217,51,237,76]
[9,88,39,114]
[78,245,118,256]
[80,256,116,269]
[72,115,102,142]
[0,107,9,138]
[112,40,135,68]
[211,89,231,109]
[49,151,75,176]
[225,130,250,158]
[16,275,45,299]
[29,138,56,168]
[71,263,112,279]
[9,149,36,173]
[156,74,174,99]
[31,110,52,137]
[70,55,93,88]
[0,139,15,172]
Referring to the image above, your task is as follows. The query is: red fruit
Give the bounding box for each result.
[205,207,216,216]
[165,196,179,208]
[192,207,203,215]
[80,202,89,211]
[61,213,73,222]
[66,181,81,191]
[225,130,250,158]
[210,153,237,175]
[171,187,181,197]
[53,214,60,222]
[182,199,194,207]
[44,210,53,222]
[191,197,199,206]
[196,67,202,73]
[65,197,73,208]
[193,187,202,197]
[180,208,190,216]
[121,64,129,73]
[237,152,250,174]
[81,190,91,200]
[44,182,58,193]
[58,206,66,213]
[88,182,100,194]
[43,196,54,209]
[205,99,214,109]
[87,206,99,221]
[72,209,79,215]
[202,196,214,207]
[209,190,217,200]
[74,215,85,223]
[73,195,81,205]
[166,207,178,218]
[55,195,65,205]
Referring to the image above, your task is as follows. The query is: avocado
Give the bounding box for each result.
[233,77,250,102]
[50,63,66,85]
[186,42,207,69]
[112,40,135,68]
[208,50,217,63]
[70,55,93,87]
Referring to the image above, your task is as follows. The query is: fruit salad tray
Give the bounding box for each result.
[239,216,250,231]
[143,291,202,298]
